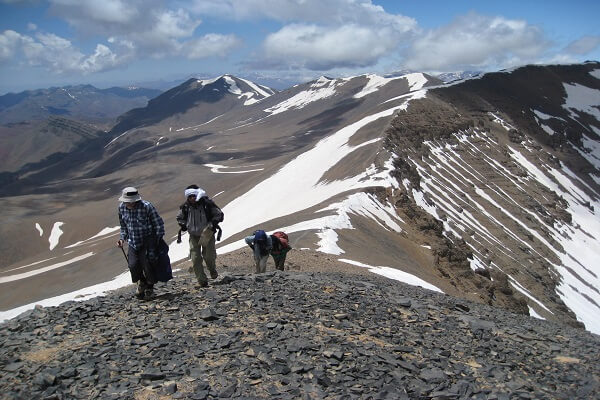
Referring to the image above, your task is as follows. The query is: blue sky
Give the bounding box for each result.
[0,0,599,93]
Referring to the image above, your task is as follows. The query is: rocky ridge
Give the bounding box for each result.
[381,63,600,328]
[1,255,598,399]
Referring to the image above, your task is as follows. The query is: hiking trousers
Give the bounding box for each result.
[127,244,155,292]
[189,232,217,284]
[255,254,269,273]
[271,248,289,271]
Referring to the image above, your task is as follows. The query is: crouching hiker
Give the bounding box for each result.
[117,187,165,300]
[176,185,224,288]
[245,230,291,273]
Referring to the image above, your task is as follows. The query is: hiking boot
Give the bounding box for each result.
[143,289,154,300]
[210,271,218,279]
[195,281,208,289]
[135,285,144,299]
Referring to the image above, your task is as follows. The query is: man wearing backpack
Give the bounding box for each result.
[117,186,165,300]
[177,185,224,287]
[244,230,291,273]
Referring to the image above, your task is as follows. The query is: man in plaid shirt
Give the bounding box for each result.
[117,187,165,300]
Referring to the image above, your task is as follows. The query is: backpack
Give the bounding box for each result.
[272,231,290,250]
[177,197,224,241]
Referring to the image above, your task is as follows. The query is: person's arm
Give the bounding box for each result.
[176,204,188,230]
[118,207,128,247]
[148,204,165,239]
[244,235,255,250]
[204,198,224,227]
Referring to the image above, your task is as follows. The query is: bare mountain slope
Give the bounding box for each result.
[383,63,600,330]
[0,84,161,125]
[1,66,599,336]
[109,75,276,135]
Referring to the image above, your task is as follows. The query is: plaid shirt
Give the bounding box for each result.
[118,200,165,250]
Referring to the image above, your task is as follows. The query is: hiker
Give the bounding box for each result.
[244,230,291,273]
[117,186,165,300]
[176,185,224,288]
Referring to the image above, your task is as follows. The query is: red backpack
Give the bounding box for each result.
[272,231,291,250]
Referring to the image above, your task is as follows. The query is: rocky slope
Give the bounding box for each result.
[381,63,600,329]
[1,254,598,400]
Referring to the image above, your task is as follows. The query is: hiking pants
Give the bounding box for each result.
[189,232,217,284]
[271,248,289,271]
[255,254,269,273]
[127,244,155,291]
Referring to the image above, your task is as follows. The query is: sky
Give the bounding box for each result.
[0,0,599,93]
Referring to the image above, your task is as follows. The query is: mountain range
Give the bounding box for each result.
[0,84,162,125]
[0,63,599,337]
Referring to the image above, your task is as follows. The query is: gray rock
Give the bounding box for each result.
[199,308,219,321]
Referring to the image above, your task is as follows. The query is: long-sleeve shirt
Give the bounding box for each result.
[177,202,209,236]
[245,234,273,261]
[118,200,165,250]
[176,197,224,236]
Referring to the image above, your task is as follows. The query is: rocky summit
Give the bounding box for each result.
[1,266,598,399]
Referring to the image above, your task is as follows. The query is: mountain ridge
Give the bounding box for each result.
[0,84,162,125]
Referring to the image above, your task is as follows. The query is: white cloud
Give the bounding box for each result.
[190,0,417,29]
[81,43,121,73]
[50,0,139,26]
[0,30,23,61]
[1,1,244,75]
[48,0,205,58]
[1,29,128,74]
[403,13,550,71]
[0,0,40,4]
[154,8,199,39]
[182,33,242,59]
[564,36,600,56]
[23,32,86,73]
[191,0,417,71]
[262,23,402,70]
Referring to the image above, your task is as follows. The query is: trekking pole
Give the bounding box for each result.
[120,246,128,263]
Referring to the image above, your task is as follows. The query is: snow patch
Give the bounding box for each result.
[562,82,600,120]
[48,222,64,250]
[65,226,120,248]
[338,259,443,293]
[204,163,264,174]
[0,252,95,283]
[265,77,343,115]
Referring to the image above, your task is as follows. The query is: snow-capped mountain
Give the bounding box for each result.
[1,64,599,335]
[110,74,276,135]
[436,71,482,83]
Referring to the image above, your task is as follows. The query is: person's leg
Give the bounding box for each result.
[139,245,155,299]
[127,247,145,298]
[257,255,268,273]
[189,234,208,285]
[202,234,218,279]
[272,252,287,271]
